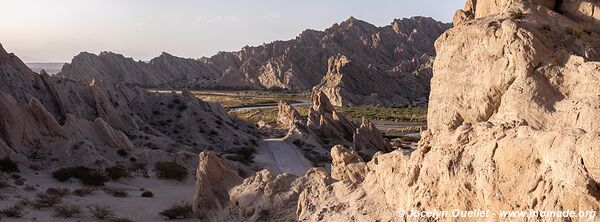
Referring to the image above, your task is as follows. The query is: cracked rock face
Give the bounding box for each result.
[430,0,600,132]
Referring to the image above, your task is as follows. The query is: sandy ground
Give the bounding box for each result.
[255,139,313,176]
[0,173,196,221]
[0,139,314,221]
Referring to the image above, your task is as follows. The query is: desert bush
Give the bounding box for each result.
[141,191,154,198]
[54,204,81,218]
[117,149,129,157]
[88,204,115,219]
[51,168,72,181]
[0,157,19,173]
[73,188,95,197]
[176,104,188,111]
[105,165,129,180]
[110,189,128,198]
[52,166,108,186]
[159,202,193,219]
[155,162,188,181]
[32,190,64,209]
[0,204,25,218]
[46,187,70,197]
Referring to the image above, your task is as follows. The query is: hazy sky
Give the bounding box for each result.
[1,0,464,62]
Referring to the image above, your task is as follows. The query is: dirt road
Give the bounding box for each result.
[254,139,313,176]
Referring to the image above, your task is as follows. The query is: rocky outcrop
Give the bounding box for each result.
[330,145,367,183]
[353,118,389,158]
[0,44,35,77]
[279,92,391,159]
[430,0,600,132]
[307,92,356,144]
[195,0,600,221]
[223,170,305,222]
[0,43,259,171]
[58,17,450,95]
[193,151,243,221]
[276,101,304,129]
[58,52,171,86]
[313,53,430,107]
[194,150,322,222]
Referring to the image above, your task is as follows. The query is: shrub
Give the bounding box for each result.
[105,165,129,180]
[32,187,68,209]
[159,202,193,219]
[141,191,154,198]
[88,205,115,220]
[46,187,70,197]
[117,149,129,157]
[0,204,25,218]
[52,167,109,186]
[54,204,81,218]
[73,188,95,197]
[111,189,128,198]
[0,157,19,173]
[51,168,73,181]
[33,193,62,208]
[176,104,188,111]
[155,162,188,181]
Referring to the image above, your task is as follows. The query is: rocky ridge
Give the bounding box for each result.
[0,43,258,172]
[193,0,600,221]
[58,17,450,106]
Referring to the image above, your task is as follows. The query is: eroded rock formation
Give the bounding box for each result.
[58,17,450,96]
[277,92,392,159]
[0,43,258,171]
[313,52,431,107]
[195,0,600,221]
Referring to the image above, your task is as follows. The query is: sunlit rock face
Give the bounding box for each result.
[58,17,450,94]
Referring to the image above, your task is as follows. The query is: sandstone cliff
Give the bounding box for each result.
[194,0,600,221]
[58,17,450,94]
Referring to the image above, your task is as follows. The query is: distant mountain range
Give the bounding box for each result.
[57,16,451,106]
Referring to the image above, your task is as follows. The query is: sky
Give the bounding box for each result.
[0,0,464,63]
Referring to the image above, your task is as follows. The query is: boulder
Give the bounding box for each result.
[193,151,243,221]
